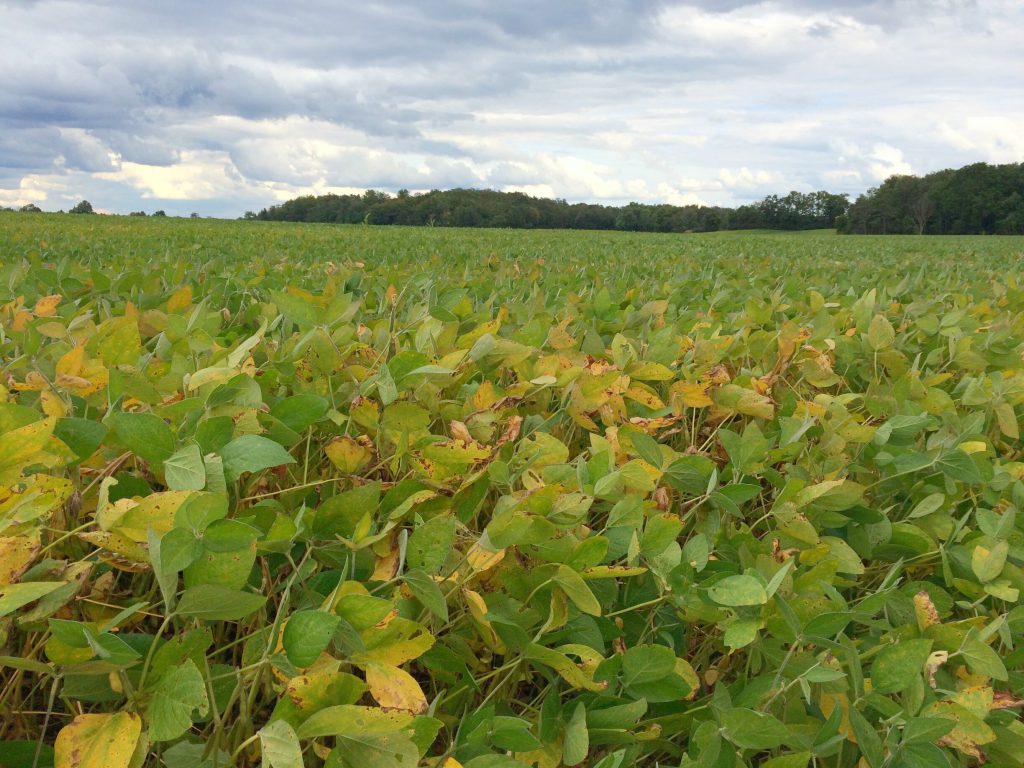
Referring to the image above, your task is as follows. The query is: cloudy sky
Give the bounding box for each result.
[1,0,1022,216]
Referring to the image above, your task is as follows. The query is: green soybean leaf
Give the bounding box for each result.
[164,443,206,491]
[630,431,663,469]
[147,659,209,742]
[961,636,1008,681]
[719,708,790,750]
[490,717,542,752]
[553,565,602,616]
[271,394,330,433]
[54,417,107,459]
[403,569,449,622]
[283,610,341,668]
[109,411,175,465]
[219,435,295,482]
[936,450,982,484]
[259,719,304,768]
[176,585,266,621]
[406,514,456,573]
[707,574,768,607]
[762,754,812,768]
[562,702,589,766]
[870,639,933,694]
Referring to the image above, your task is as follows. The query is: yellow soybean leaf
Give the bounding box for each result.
[55,346,108,396]
[713,384,775,420]
[0,535,40,586]
[624,384,665,410]
[995,402,1019,439]
[0,418,58,484]
[463,588,506,653]
[54,711,141,768]
[78,530,150,566]
[57,345,86,378]
[113,491,196,541]
[671,381,712,409]
[187,366,238,391]
[34,294,62,317]
[40,390,67,418]
[927,701,996,760]
[627,362,675,381]
[959,441,988,455]
[363,661,428,713]
[10,371,48,392]
[355,618,435,666]
[10,310,33,332]
[167,285,193,312]
[325,436,373,473]
[466,542,505,573]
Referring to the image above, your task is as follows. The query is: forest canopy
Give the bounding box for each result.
[249,161,1024,235]
[839,161,1024,235]
[246,187,849,233]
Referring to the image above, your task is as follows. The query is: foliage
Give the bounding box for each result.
[68,200,95,215]
[1,212,1024,767]
[250,187,847,233]
[841,161,1024,235]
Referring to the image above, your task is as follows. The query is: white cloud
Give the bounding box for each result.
[718,167,780,190]
[95,151,244,200]
[656,183,707,207]
[0,0,1022,215]
[939,116,1024,164]
[0,176,53,207]
[866,143,914,181]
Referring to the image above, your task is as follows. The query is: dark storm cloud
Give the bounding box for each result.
[0,0,1021,215]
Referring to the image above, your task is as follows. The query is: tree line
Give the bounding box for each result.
[245,188,850,233]
[0,201,169,216]
[838,161,1024,235]
[5,160,1020,234]
[248,161,1023,235]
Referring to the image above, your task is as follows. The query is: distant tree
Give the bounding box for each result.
[20,203,42,213]
[252,186,850,233]
[451,204,483,227]
[842,161,1024,235]
[69,200,95,214]
[999,195,1024,234]
[152,210,167,217]
[190,212,199,218]
[909,189,934,235]
[129,210,147,217]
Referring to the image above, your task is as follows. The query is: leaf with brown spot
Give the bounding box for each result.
[914,590,941,630]
[34,294,62,317]
[927,701,996,760]
[325,435,373,474]
[54,711,141,768]
[991,691,1024,709]
[670,380,713,409]
[270,670,367,728]
[449,420,473,443]
[362,661,429,713]
[0,534,40,585]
